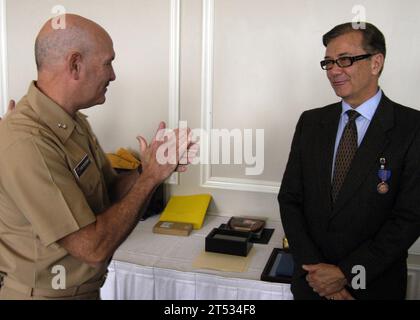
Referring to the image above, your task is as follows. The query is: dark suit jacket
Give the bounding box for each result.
[278,94,420,300]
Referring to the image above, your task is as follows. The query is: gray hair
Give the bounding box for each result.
[35,25,94,71]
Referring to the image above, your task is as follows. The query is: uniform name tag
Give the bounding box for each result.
[74,154,91,179]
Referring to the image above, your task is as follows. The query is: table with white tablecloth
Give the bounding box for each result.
[100,215,293,300]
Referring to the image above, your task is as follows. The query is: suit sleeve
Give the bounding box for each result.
[338,126,420,285]
[278,112,325,269]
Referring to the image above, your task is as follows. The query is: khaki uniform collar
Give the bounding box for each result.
[27,81,85,143]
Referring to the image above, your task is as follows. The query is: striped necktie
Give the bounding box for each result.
[331,110,361,203]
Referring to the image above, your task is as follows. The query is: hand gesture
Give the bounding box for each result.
[0,100,16,121]
[137,122,195,184]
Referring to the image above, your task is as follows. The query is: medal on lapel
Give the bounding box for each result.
[377,158,391,194]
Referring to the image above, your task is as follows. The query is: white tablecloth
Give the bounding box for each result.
[100,215,293,300]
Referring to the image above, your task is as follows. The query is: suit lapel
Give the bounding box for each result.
[331,94,395,218]
[318,104,341,215]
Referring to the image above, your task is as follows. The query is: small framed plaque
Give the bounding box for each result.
[261,248,294,284]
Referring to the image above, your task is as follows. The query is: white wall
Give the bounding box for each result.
[0,0,8,114]
[1,0,419,253]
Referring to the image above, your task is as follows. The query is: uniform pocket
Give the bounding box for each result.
[74,158,101,196]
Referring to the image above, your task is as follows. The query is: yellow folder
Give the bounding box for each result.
[107,148,140,170]
[159,194,212,229]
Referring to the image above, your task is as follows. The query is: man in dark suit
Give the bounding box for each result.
[278,22,420,300]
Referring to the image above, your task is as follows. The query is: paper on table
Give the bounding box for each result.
[192,248,255,273]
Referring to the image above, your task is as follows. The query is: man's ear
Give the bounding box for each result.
[68,52,82,80]
[371,53,385,76]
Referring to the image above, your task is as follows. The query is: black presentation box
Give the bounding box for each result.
[205,228,253,257]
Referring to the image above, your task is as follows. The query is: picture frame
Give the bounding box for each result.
[260,248,293,284]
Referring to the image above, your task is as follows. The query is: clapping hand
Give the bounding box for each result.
[0,100,16,121]
[137,122,198,184]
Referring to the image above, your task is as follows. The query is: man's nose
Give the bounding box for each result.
[110,67,116,82]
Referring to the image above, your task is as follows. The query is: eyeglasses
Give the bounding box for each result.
[320,54,373,70]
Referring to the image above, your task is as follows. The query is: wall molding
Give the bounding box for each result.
[0,0,8,116]
[407,269,420,299]
[409,239,420,255]
[167,0,181,185]
[200,0,280,194]
[204,176,280,194]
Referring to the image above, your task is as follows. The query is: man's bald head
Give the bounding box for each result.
[34,14,116,114]
[35,14,111,71]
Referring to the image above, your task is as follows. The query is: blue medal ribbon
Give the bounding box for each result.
[378,169,391,182]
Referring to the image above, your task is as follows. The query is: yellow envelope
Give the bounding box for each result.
[159,194,212,229]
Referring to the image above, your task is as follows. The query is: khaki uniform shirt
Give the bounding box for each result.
[0,82,118,290]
